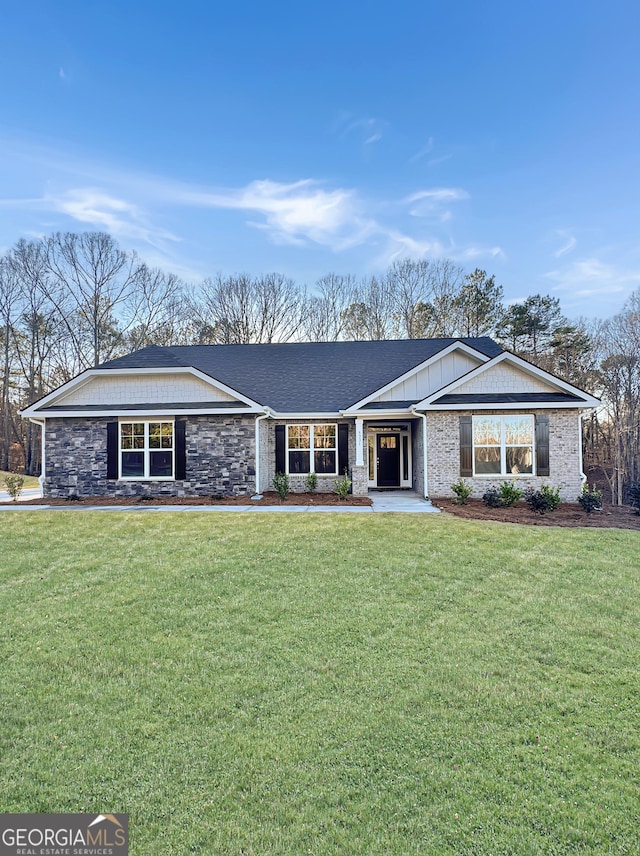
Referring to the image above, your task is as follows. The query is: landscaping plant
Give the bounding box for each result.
[272,471,290,501]
[450,478,473,504]
[334,469,352,500]
[524,484,561,514]
[498,480,523,507]
[303,471,317,493]
[482,486,503,508]
[3,472,24,502]
[628,482,640,515]
[578,483,603,514]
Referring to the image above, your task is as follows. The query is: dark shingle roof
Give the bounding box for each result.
[98,339,503,412]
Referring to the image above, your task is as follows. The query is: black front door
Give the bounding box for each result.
[377,433,401,487]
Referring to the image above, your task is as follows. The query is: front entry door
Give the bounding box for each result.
[376,433,401,487]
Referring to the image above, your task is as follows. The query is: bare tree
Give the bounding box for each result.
[342,276,396,340]
[44,232,141,368]
[194,273,306,344]
[0,256,22,470]
[122,265,187,350]
[590,294,640,505]
[303,273,357,341]
[8,239,64,472]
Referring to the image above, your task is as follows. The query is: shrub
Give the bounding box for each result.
[3,472,24,502]
[482,482,523,509]
[304,471,318,493]
[451,478,473,505]
[499,480,523,507]
[482,486,502,508]
[541,484,561,511]
[578,484,602,514]
[272,471,290,501]
[524,484,561,515]
[334,469,352,500]
[628,483,640,515]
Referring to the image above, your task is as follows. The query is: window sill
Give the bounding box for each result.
[118,477,176,482]
[472,474,535,479]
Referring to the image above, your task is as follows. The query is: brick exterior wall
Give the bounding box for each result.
[43,415,256,498]
[265,419,363,495]
[426,409,584,500]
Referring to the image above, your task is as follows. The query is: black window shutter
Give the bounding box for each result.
[275,425,286,473]
[175,419,187,480]
[337,423,349,474]
[535,414,550,476]
[106,422,118,479]
[459,415,472,477]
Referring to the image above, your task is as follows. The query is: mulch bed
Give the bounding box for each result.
[435,498,640,530]
[18,491,372,507]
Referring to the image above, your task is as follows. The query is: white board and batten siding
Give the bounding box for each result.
[372,351,481,403]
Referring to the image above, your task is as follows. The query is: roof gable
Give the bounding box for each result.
[21,363,263,417]
[417,352,600,410]
[348,341,489,411]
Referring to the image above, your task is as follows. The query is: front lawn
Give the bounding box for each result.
[1,513,638,854]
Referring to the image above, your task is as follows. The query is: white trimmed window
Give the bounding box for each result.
[287,424,337,474]
[473,415,534,476]
[120,421,174,479]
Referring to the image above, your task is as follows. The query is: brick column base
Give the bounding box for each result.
[351,464,368,497]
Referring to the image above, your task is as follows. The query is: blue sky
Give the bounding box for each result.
[1,0,639,319]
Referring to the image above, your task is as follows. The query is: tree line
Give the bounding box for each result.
[1,231,638,503]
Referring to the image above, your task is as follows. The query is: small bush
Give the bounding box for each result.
[524,484,561,515]
[541,484,561,511]
[3,472,25,502]
[578,484,602,514]
[334,469,352,500]
[304,471,318,493]
[482,486,502,508]
[499,480,523,507]
[272,471,290,501]
[628,483,640,515]
[451,478,473,505]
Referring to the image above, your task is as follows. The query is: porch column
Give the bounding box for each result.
[355,418,364,466]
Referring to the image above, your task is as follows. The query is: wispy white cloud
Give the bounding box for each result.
[0,136,506,277]
[545,257,640,298]
[409,138,453,167]
[456,245,505,261]
[553,230,577,258]
[334,112,386,146]
[174,178,378,249]
[404,187,469,221]
[409,137,435,162]
[30,187,180,250]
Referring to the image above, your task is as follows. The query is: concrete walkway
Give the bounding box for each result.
[0,490,440,513]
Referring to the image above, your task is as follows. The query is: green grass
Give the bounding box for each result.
[1,513,638,855]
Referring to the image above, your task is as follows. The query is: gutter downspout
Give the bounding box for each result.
[252,411,271,498]
[29,418,46,497]
[578,410,591,486]
[411,409,428,499]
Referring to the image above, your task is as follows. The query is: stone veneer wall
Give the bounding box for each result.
[426,409,584,501]
[43,415,256,498]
